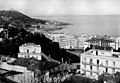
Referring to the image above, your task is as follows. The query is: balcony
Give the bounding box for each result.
[82,62,120,70]
[82,68,100,73]
[82,62,98,66]
[99,63,120,69]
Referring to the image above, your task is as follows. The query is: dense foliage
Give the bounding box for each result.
[98,72,120,83]
[62,75,97,83]
[0,23,80,63]
[11,58,59,73]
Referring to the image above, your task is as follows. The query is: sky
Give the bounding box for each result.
[1,0,120,16]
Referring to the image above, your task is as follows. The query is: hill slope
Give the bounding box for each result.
[0,10,46,25]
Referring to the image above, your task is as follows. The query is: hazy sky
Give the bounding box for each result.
[1,0,120,16]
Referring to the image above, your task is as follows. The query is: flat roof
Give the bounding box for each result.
[81,50,120,61]
[86,38,114,42]
[21,43,40,47]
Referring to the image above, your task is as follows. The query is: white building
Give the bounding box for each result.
[18,43,41,60]
[0,62,35,83]
[63,34,77,49]
[80,48,120,79]
[77,33,90,49]
[45,33,77,49]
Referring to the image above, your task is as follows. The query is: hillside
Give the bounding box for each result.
[0,10,70,29]
[0,10,46,26]
[0,24,80,63]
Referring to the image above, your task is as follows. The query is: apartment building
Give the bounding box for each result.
[77,33,90,49]
[63,34,77,49]
[18,43,41,60]
[80,46,120,79]
[45,33,77,49]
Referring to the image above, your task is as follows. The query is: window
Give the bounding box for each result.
[96,51,98,55]
[28,55,30,58]
[90,65,92,70]
[97,60,99,70]
[113,61,115,66]
[91,51,93,53]
[90,59,92,64]
[90,72,92,76]
[36,56,38,59]
[106,68,108,73]
[97,60,99,65]
[112,68,115,73]
[84,64,86,68]
[106,61,108,66]
[83,59,86,68]
[27,49,29,53]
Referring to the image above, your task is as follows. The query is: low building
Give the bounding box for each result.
[80,46,120,79]
[0,61,35,83]
[18,43,41,60]
[86,38,114,48]
[110,37,120,50]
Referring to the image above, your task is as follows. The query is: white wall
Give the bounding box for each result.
[7,72,34,83]
[19,44,41,53]
[81,51,120,77]
[0,62,32,73]
[18,53,41,60]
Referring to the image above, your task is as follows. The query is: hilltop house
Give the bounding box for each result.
[18,43,42,60]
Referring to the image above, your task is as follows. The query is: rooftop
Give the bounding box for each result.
[10,57,60,72]
[21,43,40,47]
[82,49,120,60]
[86,38,114,42]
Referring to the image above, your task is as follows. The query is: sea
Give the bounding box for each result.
[34,15,120,36]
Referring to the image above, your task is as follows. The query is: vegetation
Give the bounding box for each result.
[11,58,59,73]
[62,75,97,83]
[98,72,120,83]
[0,10,47,26]
[0,10,70,29]
[0,23,80,63]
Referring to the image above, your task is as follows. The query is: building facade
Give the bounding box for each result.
[45,33,77,49]
[80,48,120,79]
[18,43,41,60]
[86,38,114,48]
[77,33,91,49]
[110,37,120,50]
